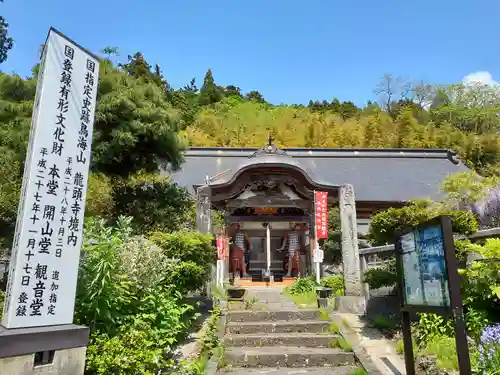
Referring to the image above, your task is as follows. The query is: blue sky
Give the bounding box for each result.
[2,0,500,106]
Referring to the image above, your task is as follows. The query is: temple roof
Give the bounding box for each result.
[166,145,470,202]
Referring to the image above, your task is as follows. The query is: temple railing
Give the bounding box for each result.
[358,227,500,298]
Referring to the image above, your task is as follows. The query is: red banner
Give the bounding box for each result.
[315,191,329,239]
[216,236,225,260]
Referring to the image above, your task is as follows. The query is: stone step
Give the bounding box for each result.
[224,332,340,347]
[224,346,355,367]
[227,309,322,322]
[226,320,332,334]
[216,366,359,375]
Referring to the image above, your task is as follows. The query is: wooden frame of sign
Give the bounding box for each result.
[394,215,471,375]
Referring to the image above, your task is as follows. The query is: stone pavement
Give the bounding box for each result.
[336,313,406,375]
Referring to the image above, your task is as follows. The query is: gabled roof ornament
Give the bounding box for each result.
[249,133,289,158]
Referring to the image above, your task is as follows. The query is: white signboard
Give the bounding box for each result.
[313,245,324,263]
[2,28,99,328]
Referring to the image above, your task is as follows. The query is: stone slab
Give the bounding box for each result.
[227,309,320,322]
[226,320,331,334]
[224,333,340,348]
[217,366,359,375]
[334,296,366,315]
[224,346,355,367]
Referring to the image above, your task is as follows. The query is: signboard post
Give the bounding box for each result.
[314,191,328,283]
[2,28,100,329]
[395,216,471,375]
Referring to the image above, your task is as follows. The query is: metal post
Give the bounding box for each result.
[313,191,320,284]
[266,223,271,276]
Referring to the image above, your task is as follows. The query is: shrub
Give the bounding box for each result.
[163,260,206,295]
[321,275,344,296]
[288,276,317,295]
[421,335,458,371]
[149,230,215,277]
[363,267,398,290]
[86,173,115,219]
[368,201,478,246]
[112,172,195,234]
[0,290,4,316]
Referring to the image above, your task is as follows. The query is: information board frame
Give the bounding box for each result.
[394,215,471,375]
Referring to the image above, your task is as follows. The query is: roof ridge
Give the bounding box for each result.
[185,147,460,164]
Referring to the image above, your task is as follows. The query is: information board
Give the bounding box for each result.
[400,223,450,307]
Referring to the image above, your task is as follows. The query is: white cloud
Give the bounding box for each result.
[463,71,499,86]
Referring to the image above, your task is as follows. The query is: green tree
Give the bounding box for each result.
[198,68,223,105]
[0,0,13,65]
[246,90,266,103]
[93,60,185,176]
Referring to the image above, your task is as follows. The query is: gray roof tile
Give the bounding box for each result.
[166,147,470,202]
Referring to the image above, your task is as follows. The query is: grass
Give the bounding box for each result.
[372,315,396,330]
[283,289,317,308]
[326,322,340,334]
[348,368,368,375]
[244,296,259,309]
[421,335,458,371]
[328,337,353,351]
[318,308,331,321]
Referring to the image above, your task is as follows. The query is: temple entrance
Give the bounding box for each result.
[197,140,363,295]
[228,220,311,282]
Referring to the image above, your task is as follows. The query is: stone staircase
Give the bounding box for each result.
[220,288,358,372]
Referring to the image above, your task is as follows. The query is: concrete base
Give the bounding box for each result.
[334,296,367,315]
[0,324,89,375]
[0,347,87,375]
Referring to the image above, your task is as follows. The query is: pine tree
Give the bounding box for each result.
[198,68,223,105]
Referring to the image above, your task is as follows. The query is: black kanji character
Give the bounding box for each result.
[33,192,42,202]
[35,264,48,280]
[23,263,32,274]
[35,179,44,191]
[67,232,78,246]
[41,221,53,236]
[32,202,40,213]
[40,147,48,157]
[76,151,86,164]
[72,187,83,201]
[71,201,81,216]
[33,280,45,298]
[77,136,87,150]
[68,216,79,231]
[63,58,73,72]
[25,250,34,262]
[86,60,95,73]
[37,159,47,169]
[54,126,65,142]
[52,270,59,280]
[64,45,74,60]
[43,205,56,221]
[60,72,71,88]
[50,282,59,292]
[49,293,57,304]
[38,237,51,254]
[18,292,28,304]
[21,275,30,286]
[46,178,59,195]
[30,213,40,225]
[29,298,43,316]
[59,85,70,100]
[73,172,84,187]
[16,305,27,316]
[52,142,63,156]
[26,238,35,249]
[47,304,56,315]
